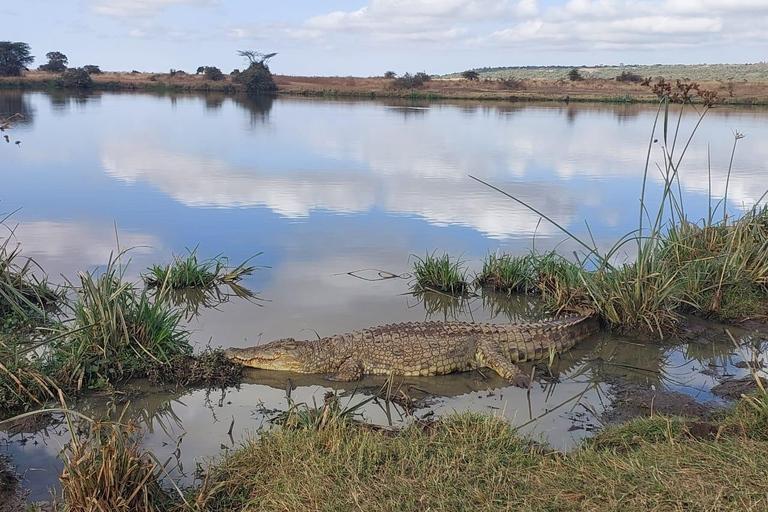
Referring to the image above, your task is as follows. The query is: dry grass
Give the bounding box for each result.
[56,411,175,512]
[196,404,768,512]
[5,70,768,103]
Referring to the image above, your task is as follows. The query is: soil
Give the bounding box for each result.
[602,379,721,424]
[711,377,768,400]
[0,458,23,512]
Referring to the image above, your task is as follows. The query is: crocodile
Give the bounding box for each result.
[225,314,598,388]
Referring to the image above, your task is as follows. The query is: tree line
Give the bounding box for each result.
[0,41,277,94]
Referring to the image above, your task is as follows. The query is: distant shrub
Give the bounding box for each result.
[131,70,140,74]
[461,70,480,81]
[83,65,102,75]
[231,69,240,76]
[57,68,93,89]
[568,68,584,81]
[616,71,643,83]
[235,61,277,94]
[383,70,397,79]
[38,51,68,73]
[204,66,224,81]
[414,71,431,82]
[393,72,431,90]
[498,77,525,90]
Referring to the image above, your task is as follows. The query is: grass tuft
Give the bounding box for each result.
[52,253,192,391]
[411,251,470,295]
[143,249,259,291]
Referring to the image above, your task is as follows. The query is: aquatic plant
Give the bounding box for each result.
[411,251,470,295]
[54,252,192,390]
[472,84,768,336]
[476,253,533,293]
[0,217,61,333]
[143,249,259,291]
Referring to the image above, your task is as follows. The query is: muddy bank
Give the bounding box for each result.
[0,457,23,512]
[603,379,722,424]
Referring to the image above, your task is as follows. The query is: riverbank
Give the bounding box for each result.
[4,71,768,104]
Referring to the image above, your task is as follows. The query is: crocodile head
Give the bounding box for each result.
[224,338,318,372]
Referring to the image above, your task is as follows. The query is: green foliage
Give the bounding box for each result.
[83,64,102,75]
[616,70,644,83]
[52,254,192,390]
[235,61,277,95]
[57,68,93,89]
[568,68,584,81]
[0,234,59,332]
[393,72,431,90]
[461,70,480,81]
[203,66,224,81]
[0,41,34,77]
[143,249,258,290]
[412,251,470,295]
[38,51,68,73]
[0,338,57,417]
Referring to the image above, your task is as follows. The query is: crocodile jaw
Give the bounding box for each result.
[224,341,311,372]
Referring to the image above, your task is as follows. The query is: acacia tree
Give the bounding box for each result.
[461,70,480,81]
[0,41,34,77]
[39,51,68,73]
[234,50,277,95]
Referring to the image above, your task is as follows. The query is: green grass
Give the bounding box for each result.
[143,249,259,291]
[195,391,768,512]
[411,251,470,295]
[52,253,193,391]
[0,227,61,334]
[0,337,57,417]
[471,93,768,336]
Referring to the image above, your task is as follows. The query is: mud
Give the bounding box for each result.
[602,379,721,424]
[711,377,768,400]
[0,457,23,512]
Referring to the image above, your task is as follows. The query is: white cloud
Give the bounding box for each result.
[305,0,537,41]
[91,0,214,18]
[295,0,767,54]
[5,221,160,280]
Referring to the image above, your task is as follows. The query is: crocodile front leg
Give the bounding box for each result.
[476,338,532,388]
[325,358,363,382]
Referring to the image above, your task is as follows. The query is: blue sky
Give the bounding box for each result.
[4,0,768,75]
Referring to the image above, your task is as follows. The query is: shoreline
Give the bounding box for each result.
[3,71,768,105]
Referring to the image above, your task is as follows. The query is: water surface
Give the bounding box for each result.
[2,91,768,499]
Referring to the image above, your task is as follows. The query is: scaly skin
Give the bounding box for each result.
[224,314,598,388]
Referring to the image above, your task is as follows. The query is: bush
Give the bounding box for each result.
[568,68,584,81]
[383,70,397,79]
[235,61,277,95]
[83,65,102,75]
[392,72,431,90]
[498,77,525,90]
[204,66,224,81]
[616,71,643,83]
[461,70,480,81]
[57,68,93,89]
